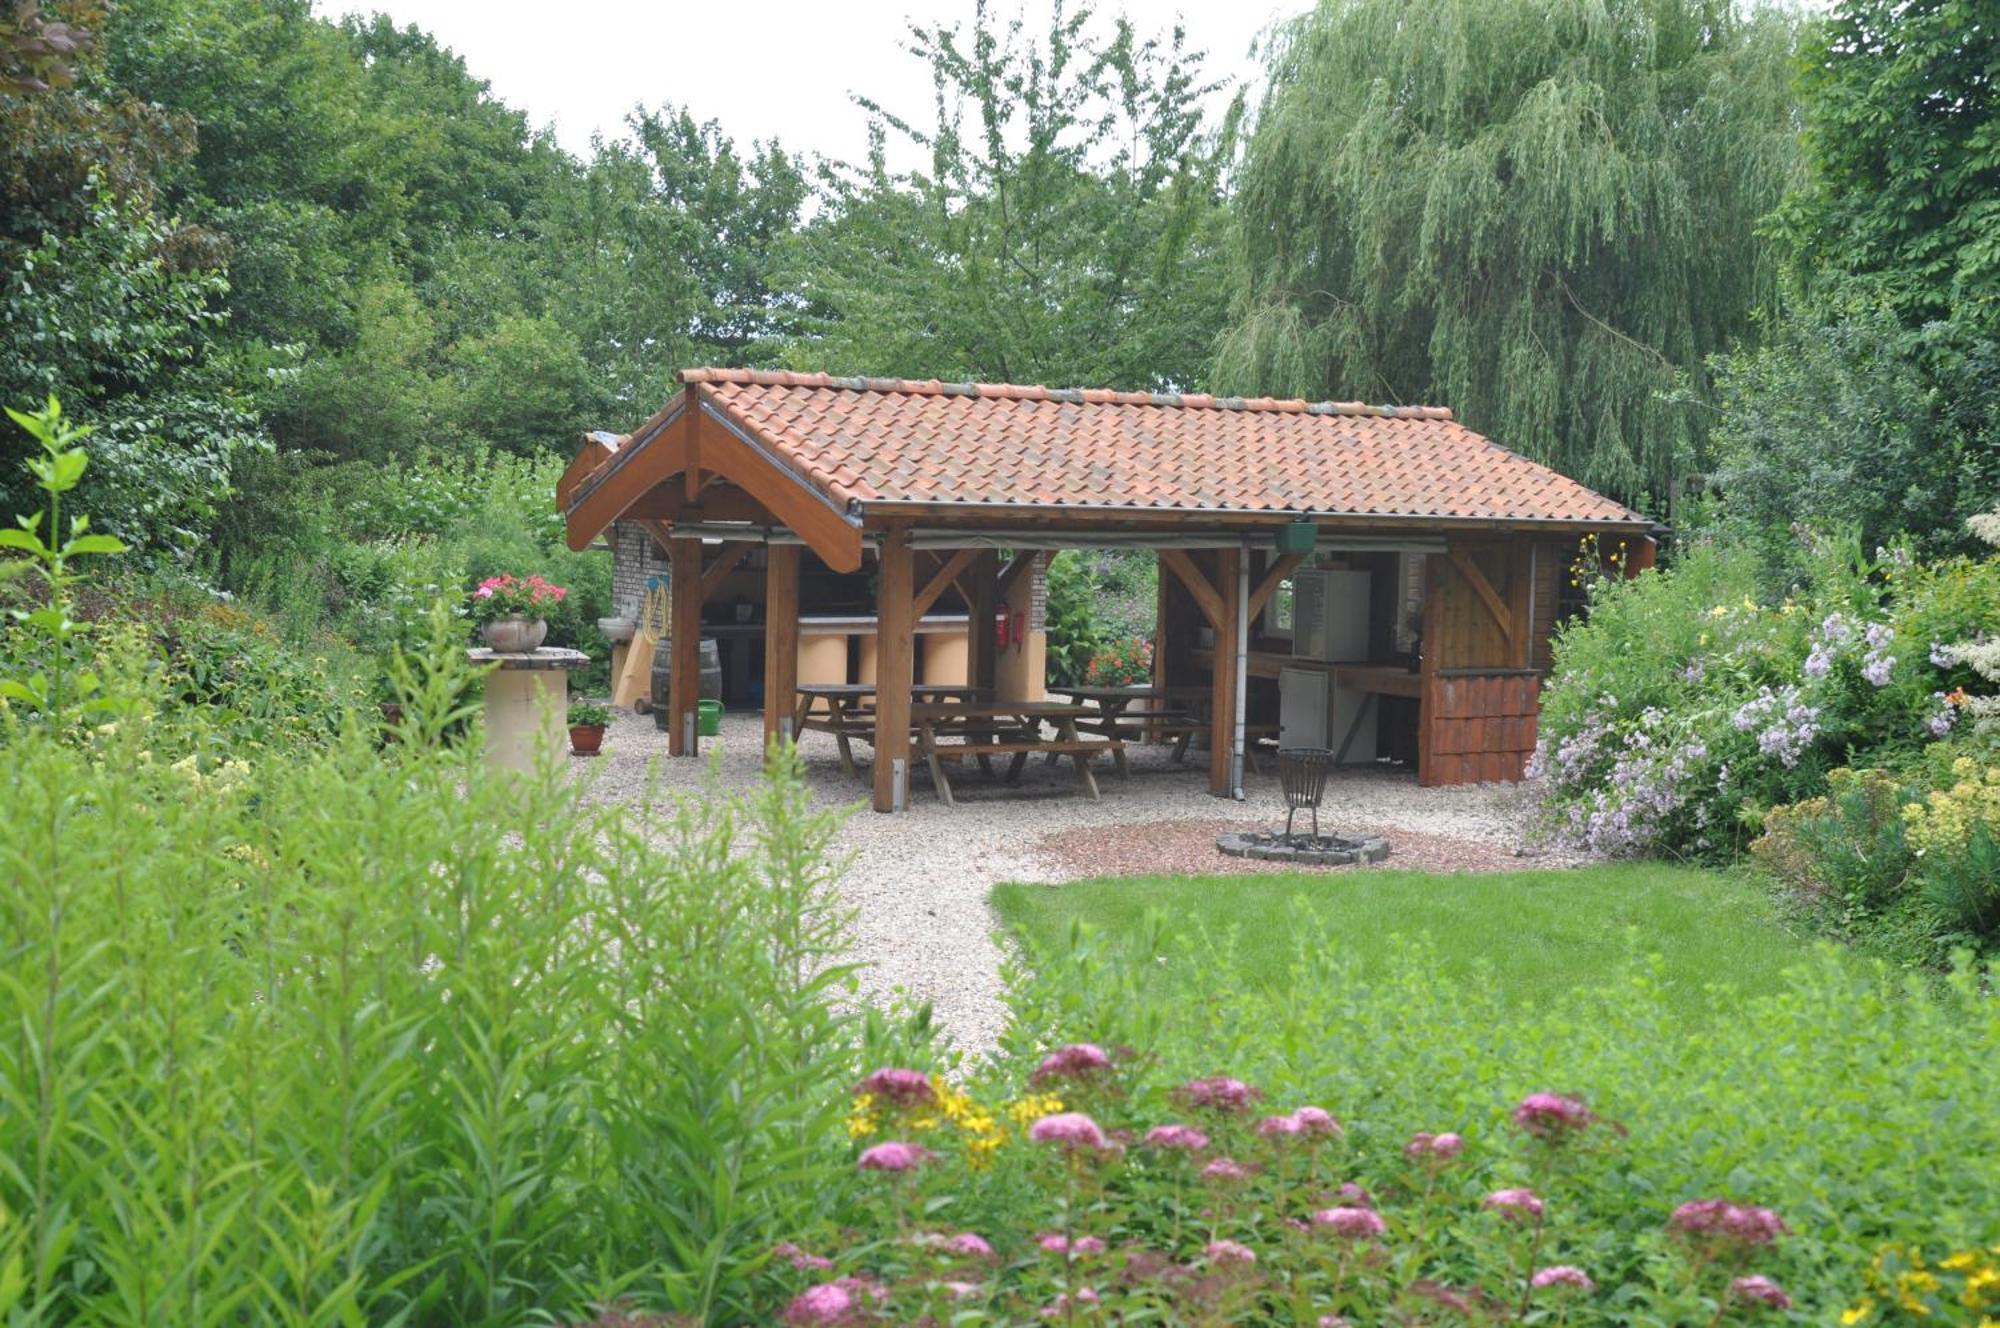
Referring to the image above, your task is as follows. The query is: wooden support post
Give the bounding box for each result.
[1417,553,1444,786]
[969,550,998,696]
[1209,546,1241,796]
[873,527,915,812]
[763,542,800,761]
[668,536,704,757]
[1505,541,1534,670]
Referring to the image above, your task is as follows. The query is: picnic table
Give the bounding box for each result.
[911,701,1121,806]
[1048,684,1210,775]
[793,682,990,777]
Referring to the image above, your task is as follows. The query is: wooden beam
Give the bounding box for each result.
[969,550,998,697]
[624,483,775,525]
[913,547,978,620]
[872,526,916,812]
[995,552,1035,599]
[700,541,755,600]
[668,536,704,757]
[1248,551,1306,622]
[683,391,702,502]
[1208,546,1242,796]
[1447,546,1516,648]
[1505,542,1533,670]
[763,543,800,760]
[700,409,863,573]
[1159,548,1226,633]
[1418,554,1444,787]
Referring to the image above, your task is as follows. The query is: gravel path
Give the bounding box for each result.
[580,710,1585,1053]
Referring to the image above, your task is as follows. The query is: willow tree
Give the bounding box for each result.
[1215,0,1802,505]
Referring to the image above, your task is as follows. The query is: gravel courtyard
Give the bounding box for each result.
[580,710,1579,1052]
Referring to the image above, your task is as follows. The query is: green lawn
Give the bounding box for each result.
[991,864,1821,1022]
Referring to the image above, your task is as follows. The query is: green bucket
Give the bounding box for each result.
[697,698,724,737]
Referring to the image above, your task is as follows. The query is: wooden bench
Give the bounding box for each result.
[911,701,1118,806]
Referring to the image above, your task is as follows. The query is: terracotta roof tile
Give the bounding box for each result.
[672,367,1644,525]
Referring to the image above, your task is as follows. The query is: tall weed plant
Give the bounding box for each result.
[0,400,903,1323]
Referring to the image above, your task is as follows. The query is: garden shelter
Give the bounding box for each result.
[559,368,1654,812]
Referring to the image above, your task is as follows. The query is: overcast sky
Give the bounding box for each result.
[318,0,1306,166]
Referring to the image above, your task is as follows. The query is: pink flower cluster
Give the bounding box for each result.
[469,572,565,618]
[1258,1105,1343,1140]
[1027,1111,1109,1151]
[855,1067,934,1108]
[1511,1092,1593,1139]
[772,1241,834,1273]
[1311,1206,1386,1240]
[1482,1187,1545,1222]
[1030,1042,1112,1085]
[781,1275,885,1326]
[1178,1075,1262,1113]
[1532,1265,1594,1291]
[1668,1199,1787,1249]
[1038,1233,1106,1256]
[1404,1130,1464,1161]
[1141,1123,1209,1152]
[1730,1274,1793,1310]
[857,1141,933,1173]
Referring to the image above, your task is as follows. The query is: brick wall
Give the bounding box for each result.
[610,521,670,618]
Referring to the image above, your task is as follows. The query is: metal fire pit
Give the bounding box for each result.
[1212,746,1391,866]
[1277,747,1335,842]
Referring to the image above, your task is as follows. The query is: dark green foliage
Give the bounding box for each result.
[1217,0,1802,504]
[1771,0,2000,331]
[1042,550,1105,688]
[1709,303,2000,581]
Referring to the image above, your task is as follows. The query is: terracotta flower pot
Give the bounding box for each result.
[482,616,548,652]
[569,723,605,756]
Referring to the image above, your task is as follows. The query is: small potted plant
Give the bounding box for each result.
[470,573,566,652]
[567,700,610,755]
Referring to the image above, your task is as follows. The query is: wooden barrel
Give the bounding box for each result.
[650,639,724,730]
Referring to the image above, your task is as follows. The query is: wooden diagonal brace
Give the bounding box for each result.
[701,541,756,599]
[914,547,979,620]
[1159,549,1226,633]
[1447,547,1516,647]
[1248,552,1305,621]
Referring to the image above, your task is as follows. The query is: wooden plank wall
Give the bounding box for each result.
[1419,539,1543,787]
[1423,672,1541,786]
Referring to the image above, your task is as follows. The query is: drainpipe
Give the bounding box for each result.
[1232,537,1250,800]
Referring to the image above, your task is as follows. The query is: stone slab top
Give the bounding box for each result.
[467,647,592,671]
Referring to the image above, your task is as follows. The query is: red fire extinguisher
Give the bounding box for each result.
[994,603,1012,651]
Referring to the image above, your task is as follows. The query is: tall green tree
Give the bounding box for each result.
[1709,0,1999,572]
[1770,0,2000,331]
[1216,0,1802,505]
[785,1,1239,390]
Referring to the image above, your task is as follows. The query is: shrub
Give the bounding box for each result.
[1083,636,1152,687]
[1532,534,1998,861]
[764,913,1999,1325]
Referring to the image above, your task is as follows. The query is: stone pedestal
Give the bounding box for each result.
[468,647,591,774]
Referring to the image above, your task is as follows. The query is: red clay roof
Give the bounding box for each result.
[639,368,1645,525]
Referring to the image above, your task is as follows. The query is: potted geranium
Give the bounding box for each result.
[567,700,610,755]
[470,573,566,652]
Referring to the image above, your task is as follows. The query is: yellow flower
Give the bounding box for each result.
[1841,1301,1874,1325]
[1709,604,1730,619]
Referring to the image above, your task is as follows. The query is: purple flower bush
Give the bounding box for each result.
[1532,539,2000,861]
